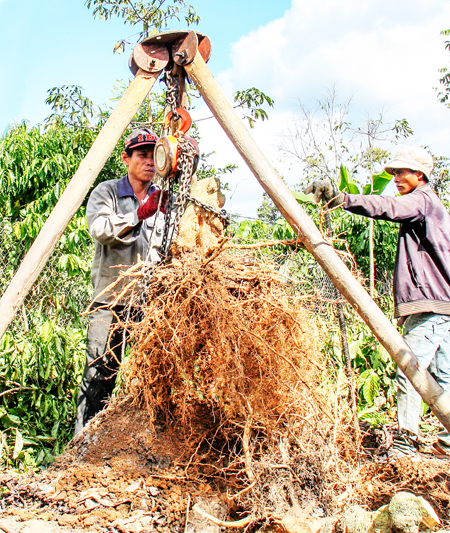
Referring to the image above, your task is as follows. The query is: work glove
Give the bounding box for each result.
[304,179,344,209]
[137,190,169,220]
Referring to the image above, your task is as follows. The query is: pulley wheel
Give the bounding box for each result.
[155,136,179,178]
[131,42,170,74]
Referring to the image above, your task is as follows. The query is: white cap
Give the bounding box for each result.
[385,146,433,180]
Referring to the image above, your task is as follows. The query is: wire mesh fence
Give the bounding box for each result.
[0,216,393,346]
[0,217,94,336]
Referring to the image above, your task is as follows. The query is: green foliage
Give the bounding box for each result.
[0,121,98,218]
[338,164,392,196]
[392,118,414,140]
[365,171,392,195]
[358,369,381,406]
[325,306,397,425]
[0,94,104,469]
[289,190,314,205]
[86,0,200,28]
[0,202,93,469]
[233,217,298,256]
[0,320,85,469]
[272,218,296,240]
[436,29,450,107]
[233,87,274,129]
[430,153,450,200]
[45,86,99,129]
[338,165,360,194]
[287,163,398,281]
[333,212,397,281]
[234,219,272,241]
[85,0,200,53]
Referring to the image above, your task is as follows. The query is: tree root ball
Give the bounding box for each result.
[122,252,325,434]
[113,251,337,518]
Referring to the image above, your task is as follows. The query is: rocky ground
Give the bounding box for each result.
[0,400,230,533]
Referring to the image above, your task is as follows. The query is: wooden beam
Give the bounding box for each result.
[185,52,450,432]
[0,70,161,339]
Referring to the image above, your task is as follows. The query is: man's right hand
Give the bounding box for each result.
[304,179,344,208]
[137,190,169,220]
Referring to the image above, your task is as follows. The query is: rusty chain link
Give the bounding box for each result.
[185,194,231,225]
[160,137,197,255]
[172,138,196,224]
[164,70,180,122]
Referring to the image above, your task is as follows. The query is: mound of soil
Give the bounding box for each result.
[1,396,450,533]
[0,397,229,533]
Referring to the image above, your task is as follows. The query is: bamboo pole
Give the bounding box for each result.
[0,70,161,339]
[185,52,450,432]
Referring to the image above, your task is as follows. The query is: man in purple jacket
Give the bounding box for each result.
[305,147,450,459]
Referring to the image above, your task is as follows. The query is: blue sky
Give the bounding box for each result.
[1,0,450,217]
[0,0,291,130]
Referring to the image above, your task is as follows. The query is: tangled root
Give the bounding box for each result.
[124,253,323,425]
[84,250,450,523]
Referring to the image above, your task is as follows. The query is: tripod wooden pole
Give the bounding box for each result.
[184,51,450,433]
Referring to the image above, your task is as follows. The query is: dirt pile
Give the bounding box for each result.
[1,397,449,533]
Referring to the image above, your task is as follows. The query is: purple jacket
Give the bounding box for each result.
[343,184,450,318]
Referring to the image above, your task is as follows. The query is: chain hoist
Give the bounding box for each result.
[144,68,227,264]
[155,69,199,256]
[185,194,231,226]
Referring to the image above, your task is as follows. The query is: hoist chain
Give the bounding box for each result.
[164,70,180,122]
[160,179,175,257]
[159,137,198,256]
[172,138,197,225]
[185,194,231,225]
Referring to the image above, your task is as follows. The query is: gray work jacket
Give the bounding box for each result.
[343,184,450,318]
[86,175,164,304]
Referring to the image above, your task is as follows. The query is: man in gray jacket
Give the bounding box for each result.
[74,128,168,434]
[305,146,450,458]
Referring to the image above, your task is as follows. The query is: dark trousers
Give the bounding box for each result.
[74,305,127,435]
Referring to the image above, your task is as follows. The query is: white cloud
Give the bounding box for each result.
[195,0,450,218]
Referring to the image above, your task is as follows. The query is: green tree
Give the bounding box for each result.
[436,29,450,108]
[0,120,99,468]
[0,82,150,468]
[233,88,274,129]
[428,151,450,205]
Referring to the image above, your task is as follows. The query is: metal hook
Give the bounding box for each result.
[164,108,192,136]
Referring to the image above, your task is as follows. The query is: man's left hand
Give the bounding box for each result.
[304,179,344,208]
